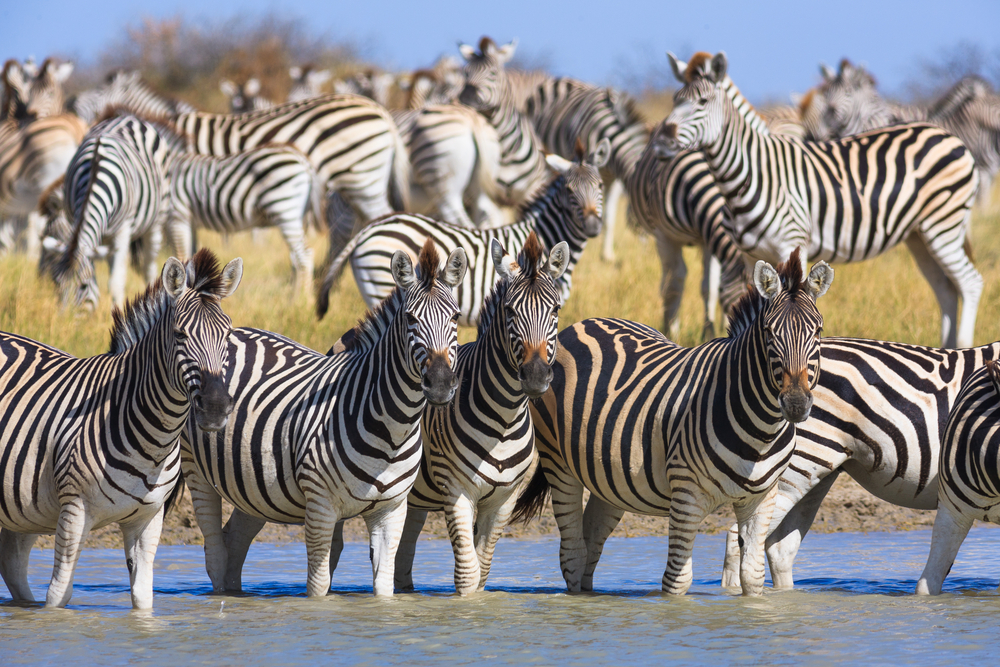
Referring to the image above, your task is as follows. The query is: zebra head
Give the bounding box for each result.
[391,239,466,406]
[288,65,332,102]
[652,51,730,159]
[544,137,610,238]
[220,78,264,114]
[457,36,517,113]
[749,248,834,424]
[490,234,568,398]
[815,60,882,138]
[161,250,243,432]
[2,57,73,121]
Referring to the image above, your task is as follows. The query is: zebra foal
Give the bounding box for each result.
[0,249,242,609]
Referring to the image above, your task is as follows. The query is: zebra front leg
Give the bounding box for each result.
[0,529,39,601]
[601,178,624,262]
[548,471,588,592]
[916,502,974,595]
[181,450,228,591]
[907,231,982,349]
[734,484,779,596]
[580,495,625,591]
[165,213,194,262]
[121,507,164,610]
[394,507,428,593]
[700,252,721,341]
[364,499,408,597]
[765,470,841,589]
[222,509,266,592]
[140,223,164,286]
[444,495,481,596]
[45,499,92,608]
[329,520,345,575]
[303,493,340,598]
[277,219,314,294]
[107,227,132,309]
[473,495,518,592]
[663,502,707,595]
[653,229,687,341]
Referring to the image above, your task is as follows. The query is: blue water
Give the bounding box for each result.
[2,529,999,665]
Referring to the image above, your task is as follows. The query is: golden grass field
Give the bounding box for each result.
[3,178,999,358]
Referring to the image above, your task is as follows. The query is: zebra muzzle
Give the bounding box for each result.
[651,124,680,160]
[422,352,459,406]
[779,369,813,423]
[520,346,554,399]
[193,372,234,432]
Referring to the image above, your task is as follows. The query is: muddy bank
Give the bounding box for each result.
[33,474,956,552]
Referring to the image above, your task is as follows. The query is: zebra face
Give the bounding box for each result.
[545,139,608,238]
[654,52,729,159]
[457,37,516,113]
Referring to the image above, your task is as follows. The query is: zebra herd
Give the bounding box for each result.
[2,37,1000,609]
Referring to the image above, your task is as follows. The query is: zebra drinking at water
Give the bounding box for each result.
[181,240,466,598]
[654,51,981,349]
[0,249,242,609]
[513,248,834,596]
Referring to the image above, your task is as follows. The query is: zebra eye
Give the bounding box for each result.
[698,97,708,105]
[451,313,460,323]
[405,313,418,326]
[174,329,189,341]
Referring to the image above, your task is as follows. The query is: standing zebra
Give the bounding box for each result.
[70,70,196,124]
[316,140,608,325]
[395,233,567,595]
[655,51,981,349]
[288,65,333,102]
[719,336,1000,590]
[50,112,171,309]
[0,249,242,609]
[1,57,74,121]
[513,249,834,596]
[917,360,1000,595]
[180,241,466,597]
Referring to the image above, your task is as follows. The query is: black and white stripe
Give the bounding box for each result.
[70,70,196,124]
[0,250,241,609]
[2,57,74,122]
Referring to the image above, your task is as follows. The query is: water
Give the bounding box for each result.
[2,529,999,665]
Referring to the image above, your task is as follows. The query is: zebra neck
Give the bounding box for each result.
[702,99,764,200]
[723,329,787,445]
[486,94,541,169]
[520,187,589,257]
[462,318,528,427]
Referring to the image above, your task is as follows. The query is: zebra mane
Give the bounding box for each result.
[476,232,546,337]
[726,249,805,338]
[516,173,564,218]
[797,89,816,115]
[108,249,228,354]
[340,240,441,355]
[684,52,715,83]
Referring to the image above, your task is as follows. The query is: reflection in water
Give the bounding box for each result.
[1,529,999,665]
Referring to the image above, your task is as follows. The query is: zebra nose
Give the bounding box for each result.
[459,85,478,105]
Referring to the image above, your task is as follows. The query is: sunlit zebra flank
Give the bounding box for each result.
[917,360,1000,595]
[513,248,834,596]
[0,249,242,609]
[180,240,466,598]
[654,51,981,349]
[317,139,608,325]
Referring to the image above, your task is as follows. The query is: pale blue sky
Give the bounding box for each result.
[3,0,999,102]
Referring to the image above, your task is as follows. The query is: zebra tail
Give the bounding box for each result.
[315,226,365,319]
[965,235,975,264]
[510,464,551,524]
[162,469,185,518]
[389,122,411,212]
[308,169,328,234]
[129,236,145,273]
[473,117,504,203]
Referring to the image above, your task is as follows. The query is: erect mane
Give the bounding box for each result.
[477,232,548,337]
[108,249,227,354]
[798,89,816,115]
[519,232,545,284]
[478,36,497,56]
[726,248,805,338]
[685,52,715,83]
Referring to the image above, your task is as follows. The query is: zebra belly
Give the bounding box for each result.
[406,443,534,513]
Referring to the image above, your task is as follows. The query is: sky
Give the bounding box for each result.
[3,0,999,103]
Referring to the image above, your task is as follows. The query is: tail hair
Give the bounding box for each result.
[389,122,411,212]
[315,211,364,319]
[510,464,551,524]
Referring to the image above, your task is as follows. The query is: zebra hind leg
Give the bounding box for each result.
[653,230,687,341]
[765,470,841,589]
[222,509,267,592]
[734,484,780,596]
[548,470,588,593]
[276,219,314,294]
[916,501,974,595]
[394,508,428,593]
[906,230,982,349]
[0,529,39,601]
[303,493,340,598]
[721,523,741,588]
[121,506,165,610]
[443,495,481,596]
[45,499,93,608]
[363,499,409,597]
[329,520,345,575]
[473,494,518,592]
[580,495,625,591]
[601,178,624,262]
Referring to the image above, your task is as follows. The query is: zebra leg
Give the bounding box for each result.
[303,493,340,598]
[721,524,741,588]
[654,229,687,341]
[548,471,588,592]
[363,499,408,597]
[734,484,780,596]
[45,499,92,608]
[601,179,624,262]
[141,224,164,285]
[907,231,982,349]
[443,495,481,596]
[473,495,517,592]
[181,451,228,592]
[276,219,314,294]
[0,529,38,601]
[121,507,164,610]
[662,503,708,595]
[222,509,266,592]
[765,470,842,589]
[700,252,721,341]
[580,496,625,592]
[394,507,428,593]
[916,502,974,595]
[25,210,45,262]
[329,520,345,575]
[165,214,194,262]
[108,228,132,309]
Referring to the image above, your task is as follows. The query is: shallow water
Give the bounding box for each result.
[2,529,999,665]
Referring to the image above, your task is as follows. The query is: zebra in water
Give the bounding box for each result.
[917,360,1000,595]
[655,51,981,349]
[718,336,1000,590]
[395,233,567,595]
[50,112,171,309]
[512,248,834,596]
[1,57,74,121]
[69,70,196,125]
[288,65,332,102]
[180,240,466,597]
[317,140,608,325]
[0,249,242,609]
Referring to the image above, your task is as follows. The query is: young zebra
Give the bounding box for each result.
[50,112,171,309]
[316,140,608,325]
[917,360,1000,595]
[655,51,981,349]
[180,240,466,598]
[0,249,242,609]
[513,248,834,596]
[1,57,74,121]
[394,233,567,595]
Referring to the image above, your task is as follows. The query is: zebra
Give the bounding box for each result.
[512,248,834,596]
[288,65,332,102]
[654,51,982,349]
[0,249,242,609]
[1,57,73,121]
[917,360,1000,595]
[219,78,273,114]
[317,139,609,325]
[718,336,1000,590]
[50,112,171,309]
[179,240,467,598]
[70,70,196,125]
[333,69,396,107]
[394,233,568,595]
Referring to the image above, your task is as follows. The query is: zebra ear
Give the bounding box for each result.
[491,239,514,280]
[219,258,244,299]
[545,153,574,175]
[710,52,728,83]
[753,260,781,300]
[589,138,611,169]
[391,250,416,290]
[820,63,835,82]
[806,261,834,300]
[310,69,332,86]
[545,242,570,280]
[4,62,27,95]
[790,92,803,106]
[442,248,468,288]
[496,39,517,64]
[244,78,261,96]
[49,60,74,83]
[458,43,477,61]
[220,79,237,97]
[162,257,188,299]
[667,52,686,84]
